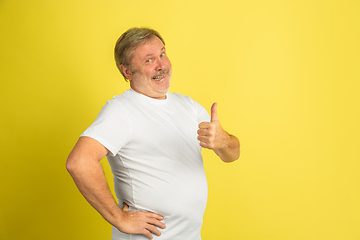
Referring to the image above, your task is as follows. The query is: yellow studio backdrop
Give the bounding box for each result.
[1,0,359,239]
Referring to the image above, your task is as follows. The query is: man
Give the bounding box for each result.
[66,27,240,240]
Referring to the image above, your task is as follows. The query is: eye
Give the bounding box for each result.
[160,53,165,57]
[146,59,152,63]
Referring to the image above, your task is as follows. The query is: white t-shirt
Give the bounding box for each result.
[81,88,210,240]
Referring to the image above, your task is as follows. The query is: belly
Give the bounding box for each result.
[119,161,208,222]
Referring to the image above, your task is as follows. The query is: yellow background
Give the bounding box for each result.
[1,0,359,239]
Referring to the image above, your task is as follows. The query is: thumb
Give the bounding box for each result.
[122,202,129,212]
[211,102,218,122]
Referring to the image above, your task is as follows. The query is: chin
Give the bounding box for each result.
[155,79,171,93]
[156,86,170,93]
[157,86,170,93]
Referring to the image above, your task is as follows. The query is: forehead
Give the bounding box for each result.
[131,37,165,61]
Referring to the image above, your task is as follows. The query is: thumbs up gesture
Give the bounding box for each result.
[197,102,230,150]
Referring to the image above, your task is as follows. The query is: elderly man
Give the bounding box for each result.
[66,27,240,240]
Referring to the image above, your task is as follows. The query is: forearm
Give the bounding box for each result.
[66,137,165,239]
[66,157,123,227]
[214,133,240,162]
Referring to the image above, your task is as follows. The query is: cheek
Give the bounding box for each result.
[165,59,172,68]
[143,69,155,78]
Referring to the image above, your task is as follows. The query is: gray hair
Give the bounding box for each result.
[114,27,165,81]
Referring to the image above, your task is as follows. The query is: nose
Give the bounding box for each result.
[155,57,166,71]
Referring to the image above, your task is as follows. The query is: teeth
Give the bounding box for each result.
[153,75,164,80]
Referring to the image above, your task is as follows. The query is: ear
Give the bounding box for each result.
[120,64,133,81]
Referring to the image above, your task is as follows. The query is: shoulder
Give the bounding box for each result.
[169,92,198,105]
[168,92,208,117]
[94,90,136,121]
[109,89,133,103]
[103,89,134,109]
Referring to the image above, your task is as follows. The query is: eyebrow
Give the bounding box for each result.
[145,47,166,58]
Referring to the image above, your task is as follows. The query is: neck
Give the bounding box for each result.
[131,88,167,100]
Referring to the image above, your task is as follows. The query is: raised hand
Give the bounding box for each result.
[197,103,240,162]
[197,102,230,150]
[117,202,166,239]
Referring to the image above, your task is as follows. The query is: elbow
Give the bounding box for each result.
[223,153,240,163]
[225,140,240,163]
[225,145,240,163]
[218,148,240,163]
[231,151,240,162]
[66,156,78,175]
[234,139,241,160]
[235,147,241,160]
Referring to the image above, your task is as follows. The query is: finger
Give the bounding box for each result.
[144,211,164,221]
[142,229,153,239]
[197,129,209,136]
[197,135,209,143]
[211,102,218,122]
[198,125,215,135]
[146,223,162,236]
[198,122,211,129]
[198,134,208,142]
[199,141,210,149]
[122,202,129,211]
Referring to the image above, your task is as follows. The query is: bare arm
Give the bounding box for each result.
[197,103,240,162]
[212,133,240,163]
[66,136,165,239]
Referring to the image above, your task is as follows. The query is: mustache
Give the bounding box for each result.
[151,69,171,78]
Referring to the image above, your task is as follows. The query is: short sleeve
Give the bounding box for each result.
[194,101,210,124]
[80,99,132,156]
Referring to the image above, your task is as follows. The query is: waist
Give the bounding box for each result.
[115,167,208,219]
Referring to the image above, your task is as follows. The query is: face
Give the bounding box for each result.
[121,36,172,100]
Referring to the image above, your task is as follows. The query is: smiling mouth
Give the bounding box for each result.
[152,75,165,81]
